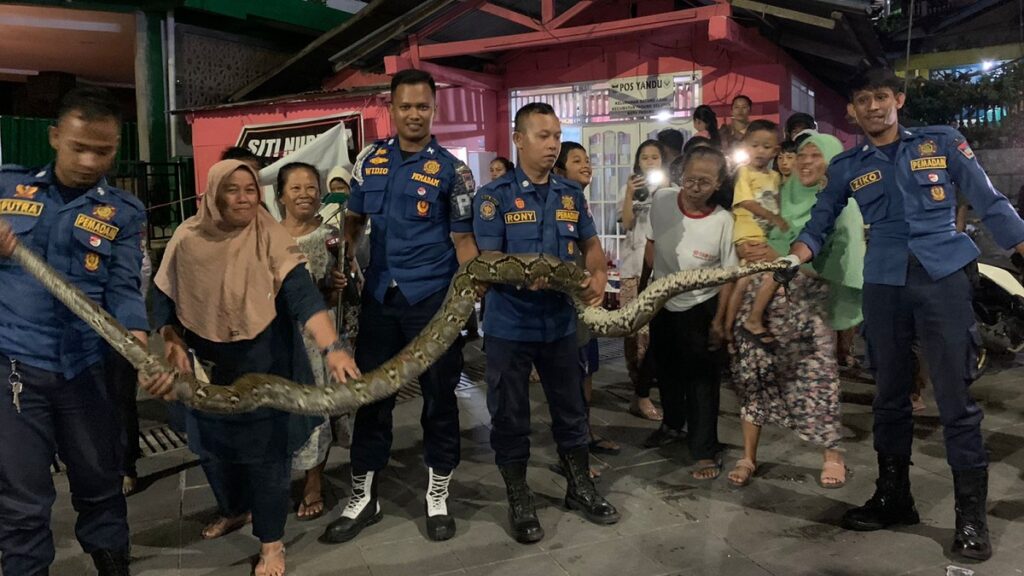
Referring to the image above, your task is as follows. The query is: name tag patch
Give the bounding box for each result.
[411,172,441,187]
[364,167,389,176]
[0,198,43,216]
[505,210,537,224]
[556,209,579,223]
[910,156,947,171]
[74,214,119,241]
[850,170,882,192]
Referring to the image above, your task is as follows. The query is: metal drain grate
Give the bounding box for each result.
[139,425,188,457]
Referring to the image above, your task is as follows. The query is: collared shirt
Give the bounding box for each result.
[0,164,148,377]
[473,167,598,343]
[797,125,1024,286]
[347,136,475,306]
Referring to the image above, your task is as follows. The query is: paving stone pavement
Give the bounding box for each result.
[44,340,1024,576]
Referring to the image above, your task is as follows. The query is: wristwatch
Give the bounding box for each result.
[321,339,353,356]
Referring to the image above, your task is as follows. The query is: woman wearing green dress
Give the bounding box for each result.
[727,133,865,488]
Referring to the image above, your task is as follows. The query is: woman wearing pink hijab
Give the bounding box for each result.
[145,159,359,576]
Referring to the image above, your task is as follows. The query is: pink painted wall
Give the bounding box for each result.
[188,11,858,188]
[187,85,498,194]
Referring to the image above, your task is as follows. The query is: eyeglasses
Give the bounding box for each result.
[680,178,716,191]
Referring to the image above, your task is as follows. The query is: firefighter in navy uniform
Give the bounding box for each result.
[472,103,618,545]
[321,70,478,545]
[784,68,1024,562]
[0,88,150,576]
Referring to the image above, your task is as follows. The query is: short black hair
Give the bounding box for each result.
[221,146,261,166]
[847,67,903,101]
[682,135,715,155]
[491,156,515,172]
[275,161,320,199]
[57,86,122,124]
[785,112,817,136]
[513,102,557,133]
[656,129,685,156]
[391,68,437,97]
[732,94,753,107]
[555,142,586,171]
[744,119,778,139]
[779,139,798,154]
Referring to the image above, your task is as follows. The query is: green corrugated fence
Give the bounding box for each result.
[0,115,140,169]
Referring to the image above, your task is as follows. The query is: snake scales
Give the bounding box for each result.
[10,244,786,417]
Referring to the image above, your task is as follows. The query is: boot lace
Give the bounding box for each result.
[342,472,372,518]
[426,470,452,516]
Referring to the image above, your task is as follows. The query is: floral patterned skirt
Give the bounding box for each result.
[730,273,842,449]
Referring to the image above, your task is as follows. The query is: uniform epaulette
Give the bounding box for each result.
[831,147,860,162]
[106,186,145,211]
[0,164,29,173]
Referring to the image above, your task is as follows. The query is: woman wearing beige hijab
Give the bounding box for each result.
[146,159,359,576]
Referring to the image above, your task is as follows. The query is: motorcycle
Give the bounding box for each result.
[967,223,1024,373]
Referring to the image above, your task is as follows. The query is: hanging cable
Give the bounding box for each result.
[904,0,915,93]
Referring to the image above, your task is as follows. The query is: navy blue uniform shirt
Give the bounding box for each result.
[0,165,148,377]
[473,166,597,342]
[347,136,475,305]
[797,126,1024,285]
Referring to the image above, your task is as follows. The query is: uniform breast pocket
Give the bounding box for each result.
[403,185,442,222]
[358,179,387,215]
[914,171,953,210]
[557,220,580,260]
[70,227,112,283]
[505,219,541,254]
[853,185,887,224]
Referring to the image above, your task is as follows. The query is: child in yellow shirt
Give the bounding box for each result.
[727,120,786,346]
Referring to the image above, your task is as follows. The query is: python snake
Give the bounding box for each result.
[10,245,786,416]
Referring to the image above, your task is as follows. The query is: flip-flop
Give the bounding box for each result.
[728,458,757,488]
[736,325,776,352]
[202,513,251,540]
[589,436,621,456]
[296,496,325,521]
[819,461,847,489]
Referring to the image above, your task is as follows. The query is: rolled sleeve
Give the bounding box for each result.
[448,160,475,233]
[472,189,505,251]
[347,178,366,215]
[795,162,851,257]
[947,132,1024,251]
[577,195,598,240]
[104,208,149,332]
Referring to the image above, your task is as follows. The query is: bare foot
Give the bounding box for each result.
[297,467,325,520]
[820,449,846,488]
[254,541,285,576]
[742,319,774,343]
[122,476,137,496]
[691,458,722,480]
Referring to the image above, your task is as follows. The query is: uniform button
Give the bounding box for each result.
[522,180,530,187]
[862,145,869,151]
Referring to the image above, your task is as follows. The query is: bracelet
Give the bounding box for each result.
[321,339,353,356]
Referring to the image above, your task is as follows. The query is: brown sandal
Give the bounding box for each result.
[819,461,847,489]
[728,458,757,487]
[201,513,251,540]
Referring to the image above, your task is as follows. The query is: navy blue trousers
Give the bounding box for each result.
[351,287,464,474]
[863,258,986,470]
[0,356,128,576]
[485,334,589,466]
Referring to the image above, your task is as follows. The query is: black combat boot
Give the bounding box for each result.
[498,463,544,544]
[90,549,130,576]
[842,454,920,531]
[951,468,992,561]
[321,470,382,543]
[560,446,620,525]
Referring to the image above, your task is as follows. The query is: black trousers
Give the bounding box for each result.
[0,357,127,575]
[863,258,986,470]
[200,457,290,543]
[106,351,140,478]
[484,334,589,466]
[350,286,464,474]
[649,297,722,461]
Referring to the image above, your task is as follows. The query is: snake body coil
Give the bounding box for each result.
[11,246,785,416]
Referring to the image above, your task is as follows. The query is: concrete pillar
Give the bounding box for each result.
[134,11,168,163]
